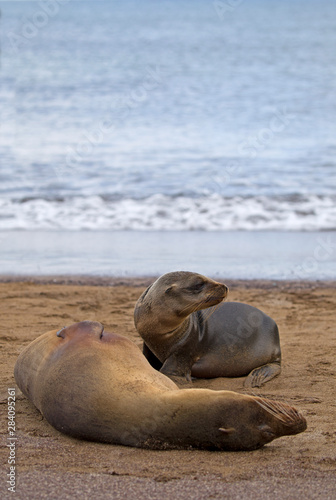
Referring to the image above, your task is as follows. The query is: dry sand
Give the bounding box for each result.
[0,278,335,499]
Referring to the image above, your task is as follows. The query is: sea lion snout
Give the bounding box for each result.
[202,281,228,306]
[255,397,307,436]
[56,321,104,340]
[214,282,229,300]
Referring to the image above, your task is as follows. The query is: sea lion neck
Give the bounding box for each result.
[161,315,192,341]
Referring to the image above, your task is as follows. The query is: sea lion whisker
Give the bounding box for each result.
[197,289,225,323]
[280,406,299,423]
[180,286,222,317]
[202,302,222,323]
[256,398,302,426]
[178,298,204,315]
[267,400,294,421]
[259,399,283,415]
[201,306,216,323]
[255,399,288,423]
[258,401,278,415]
[178,303,202,317]
[189,296,213,315]
[274,402,291,417]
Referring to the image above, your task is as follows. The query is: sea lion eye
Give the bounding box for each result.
[189,282,205,292]
[258,424,276,438]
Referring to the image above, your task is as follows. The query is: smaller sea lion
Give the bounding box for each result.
[14,321,306,450]
[134,272,281,387]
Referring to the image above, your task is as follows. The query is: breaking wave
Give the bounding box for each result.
[0,194,335,231]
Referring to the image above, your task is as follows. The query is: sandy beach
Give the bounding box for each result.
[0,277,335,499]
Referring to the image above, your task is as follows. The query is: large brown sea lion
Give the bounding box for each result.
[134,272,281,387]
[14,321,306,450]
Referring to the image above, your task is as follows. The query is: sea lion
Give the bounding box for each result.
[134,272,281,387]
[14,321,306,450]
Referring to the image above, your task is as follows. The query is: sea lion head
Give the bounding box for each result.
[217,394,307,451]
[135,271,228,334]
[160,271,228,315]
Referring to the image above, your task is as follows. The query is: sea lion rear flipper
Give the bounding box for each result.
[244,362,281,388]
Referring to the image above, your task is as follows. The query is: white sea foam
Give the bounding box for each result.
[0,194,335,231]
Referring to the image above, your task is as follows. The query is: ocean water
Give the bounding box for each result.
[1,0,335,232]
[1,230,335,279]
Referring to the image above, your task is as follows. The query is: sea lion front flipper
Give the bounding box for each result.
[160,354,192,382]
[244,362,281,388]
[143,344,192,386]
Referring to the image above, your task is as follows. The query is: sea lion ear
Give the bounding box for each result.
[218,427,235,434]
[56,327,66,338]
[165,284,176,294]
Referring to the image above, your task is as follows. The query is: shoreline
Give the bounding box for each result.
[1,230,335,280]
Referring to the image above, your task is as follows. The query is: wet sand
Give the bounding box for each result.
[1,230,335,280]
[0,278,335,499]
